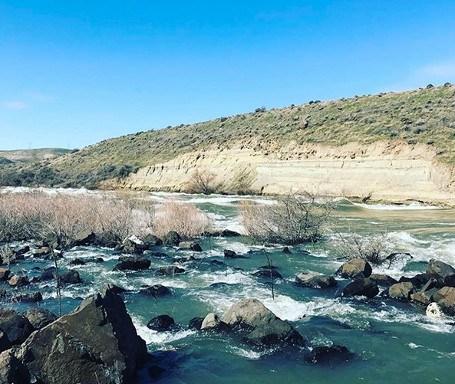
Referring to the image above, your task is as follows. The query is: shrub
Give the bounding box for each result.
[239,193,333,245]
[151,200,212,239]
[0,192,154,242]
[333,232,392,265]
[185,169,221,195]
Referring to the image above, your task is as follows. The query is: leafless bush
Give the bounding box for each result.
[151,200,212,239]
[185,169,221,195]
[0,192,154,242]
[333,231,392,265]
[239,193,333,245]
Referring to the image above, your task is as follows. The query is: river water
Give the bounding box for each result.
[3,191,455,383]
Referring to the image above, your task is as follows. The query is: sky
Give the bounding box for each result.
[1,0,455,150]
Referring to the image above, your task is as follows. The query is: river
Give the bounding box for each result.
[3,190,455,383]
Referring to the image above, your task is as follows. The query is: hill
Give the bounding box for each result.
[1,84,455,203]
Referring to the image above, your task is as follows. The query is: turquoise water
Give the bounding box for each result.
[3,192,455,383]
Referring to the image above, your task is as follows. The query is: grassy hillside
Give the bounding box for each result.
[2,84,455,188]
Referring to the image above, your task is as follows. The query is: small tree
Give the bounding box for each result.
[239,193,333,245]
[186,169,219,195]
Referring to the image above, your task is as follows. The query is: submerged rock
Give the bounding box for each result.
[15,286,147,384]
[147,315,175,332]
[188,317,204,330]
[221,298,305,348]
[296,272,337,289]
[305,345,354,364]
[224,249,239,258]
[114,256,151,271]
[336,258,372,278]
[140,284,172,298]
[11,292,43,303]
[178,241,203,252]
[253,269,283,279]
[156,266,185,276]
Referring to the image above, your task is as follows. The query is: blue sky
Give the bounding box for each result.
[1,0,454,150]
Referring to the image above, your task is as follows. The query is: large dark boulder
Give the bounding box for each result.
[59,269,82,284]
[163,231,182,246]
[142,234,163,248]
[0,331,11,354]
[147,315,175,331]
[24,308,58,330]
[119,237,147,255]
[0,309,34,346]
[343,278,379,298]
[296,272,337,289]
[114,256,151,271]
[140,284,172,298]
[399,273,443,289]
[69,230,96,247]
[0,350,31,384]
[426,259,455,278]
[224,249,239,258]
[15,286,147,384]
[221,298,305,348]
[336,258,372,278]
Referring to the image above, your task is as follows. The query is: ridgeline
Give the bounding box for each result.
[1,84,454,204]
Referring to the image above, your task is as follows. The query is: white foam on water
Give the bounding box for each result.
[140,276,189,289]
[353,202,442,211]
[408,342,422,349]
[368,306,455,334]
[196,270,255,287]
[229,346,264,360]
[132,318,195,345]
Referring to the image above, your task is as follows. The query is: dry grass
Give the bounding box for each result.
[0,192,154,242]
[151,200,212,239]
[239,193,333,245]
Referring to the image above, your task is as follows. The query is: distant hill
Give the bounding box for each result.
[0,148,71,163]
[1,83,454,203]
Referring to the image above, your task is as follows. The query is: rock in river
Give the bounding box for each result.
[336,258,372,278]
[221,298,305,348]
[15,286,147,384]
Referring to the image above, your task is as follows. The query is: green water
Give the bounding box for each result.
[3,193,455,383]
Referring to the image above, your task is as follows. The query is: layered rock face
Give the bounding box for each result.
[117,141,455,205]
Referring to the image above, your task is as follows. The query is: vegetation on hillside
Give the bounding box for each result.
[1,84,454,188]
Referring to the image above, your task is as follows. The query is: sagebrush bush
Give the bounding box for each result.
[151,200,212,239]
[239,194,333,245]
[0,192,153,242]
[333,231,392,265]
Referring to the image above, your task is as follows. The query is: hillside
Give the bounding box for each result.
[0,148,71,163]
[1,84,455,203]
